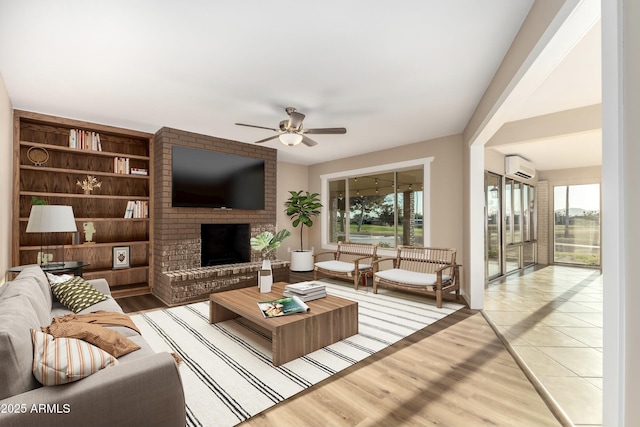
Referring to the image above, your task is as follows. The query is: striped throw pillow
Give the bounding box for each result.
[50,276,108,313]
[31,329,118,386]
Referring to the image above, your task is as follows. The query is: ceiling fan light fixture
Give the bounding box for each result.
[279,133,303,146]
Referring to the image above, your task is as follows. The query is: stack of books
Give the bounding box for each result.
[283,282,327,302]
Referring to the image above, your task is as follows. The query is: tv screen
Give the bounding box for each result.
[172,146,265,210]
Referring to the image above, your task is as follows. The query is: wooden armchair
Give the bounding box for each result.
[314,242,378,290]
[372,246,460,308]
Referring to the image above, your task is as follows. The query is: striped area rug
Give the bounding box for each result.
[130,280,464,427]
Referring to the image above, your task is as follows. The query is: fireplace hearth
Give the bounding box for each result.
[201,224,250,267]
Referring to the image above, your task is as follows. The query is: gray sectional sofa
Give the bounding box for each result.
[0,266,186,427]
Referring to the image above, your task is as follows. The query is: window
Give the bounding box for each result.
[321,158,432,251]
[553,183,601,266]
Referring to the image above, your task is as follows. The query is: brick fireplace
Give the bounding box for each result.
[152,127,289,305]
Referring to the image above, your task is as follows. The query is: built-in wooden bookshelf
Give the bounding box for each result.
[12,110,154,298]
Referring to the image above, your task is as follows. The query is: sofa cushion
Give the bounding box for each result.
[17,266,53,310]
[50,276,109,313]
[375,268,451,286]
[0,294,43,400]
[315,260,372,273]
[31,329,118,386]
[0,278,51,327]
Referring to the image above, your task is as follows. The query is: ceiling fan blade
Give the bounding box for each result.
[303,127,347,135]
[254,135,280,144]
[301,135,318,147]
[235,123,279,132]
[288,112,305,130]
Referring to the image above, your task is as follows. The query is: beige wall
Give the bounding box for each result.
[276,161,309,259]
[0,72,12,285]
[305,133,465,271]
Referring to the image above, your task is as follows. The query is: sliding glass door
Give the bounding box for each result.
[485,172,502,280]
[485,171,537,282]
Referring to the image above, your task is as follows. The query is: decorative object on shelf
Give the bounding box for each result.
[37,252,53,265]
[82,222,96,244]
[250,229,291,290]
[31,196,47,205]
[285,190,322,272]
[76,175,102,195]
[112,246,130,269]
[26,146,49,166]
[26,205,78,267]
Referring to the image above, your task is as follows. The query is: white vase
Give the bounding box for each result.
[259,258,273,292]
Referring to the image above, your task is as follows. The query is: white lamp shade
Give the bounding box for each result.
[279,133,303,146]
[26,205,78,233]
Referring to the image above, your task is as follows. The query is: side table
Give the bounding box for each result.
[8,261,90,277]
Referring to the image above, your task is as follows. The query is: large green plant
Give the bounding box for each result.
[285,190,323,251]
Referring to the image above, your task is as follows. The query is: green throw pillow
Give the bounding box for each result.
[50,276,108,313]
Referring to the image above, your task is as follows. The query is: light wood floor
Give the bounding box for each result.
[118,272,562,427]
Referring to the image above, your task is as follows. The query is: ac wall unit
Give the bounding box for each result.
[505,155,535,180]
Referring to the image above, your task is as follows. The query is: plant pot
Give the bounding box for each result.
[290,250,314,272]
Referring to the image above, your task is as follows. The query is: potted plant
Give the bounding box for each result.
[285,190,323,272]
[250,229,291,270]
[250,229,290,293]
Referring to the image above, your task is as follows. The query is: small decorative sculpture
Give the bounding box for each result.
[83,222,96,244]
[77,175,102,195]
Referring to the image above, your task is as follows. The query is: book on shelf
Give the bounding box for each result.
[124,200,149,218]
[257,296,310,318]
[69,129,102,151]
[113,157,130,174]
[130,167,148,176]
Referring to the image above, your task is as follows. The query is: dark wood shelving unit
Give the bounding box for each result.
[12,110,154,298]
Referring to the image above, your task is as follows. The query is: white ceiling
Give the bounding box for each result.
[0,1,601,168]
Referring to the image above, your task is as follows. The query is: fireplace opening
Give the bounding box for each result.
[201,224,251,267]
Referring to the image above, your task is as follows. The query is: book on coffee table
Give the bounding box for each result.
[258,295,310,318]
[282,289,326,302]
[284,281,326,294]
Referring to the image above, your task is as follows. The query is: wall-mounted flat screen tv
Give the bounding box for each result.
[172,146,265,210]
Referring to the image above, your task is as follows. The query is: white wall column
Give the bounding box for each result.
[602,0,639,425]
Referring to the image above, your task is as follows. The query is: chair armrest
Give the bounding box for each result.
[434,264,460,289]
[0,353,185,427]
[314,251,337,262]
[352,255,376,268]
[371,257,397,272]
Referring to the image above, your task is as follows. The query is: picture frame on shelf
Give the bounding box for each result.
[112,245,130,269]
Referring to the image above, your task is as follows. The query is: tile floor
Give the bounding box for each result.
[484,265,603,427]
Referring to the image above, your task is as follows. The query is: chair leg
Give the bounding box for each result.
[313,269,318,281]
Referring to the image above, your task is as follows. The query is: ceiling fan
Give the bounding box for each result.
[235,107,347,147]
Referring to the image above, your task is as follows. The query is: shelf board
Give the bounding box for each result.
[20,241,150,251]
[110,285,152,299]
[19,217,150,222]
[20,140,150,160]
[20,191,149,201]
[20,164,149,179]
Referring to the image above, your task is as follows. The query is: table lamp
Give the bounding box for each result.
[26,205,78,267]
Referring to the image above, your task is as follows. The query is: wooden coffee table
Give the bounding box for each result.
[209,282,358,366]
